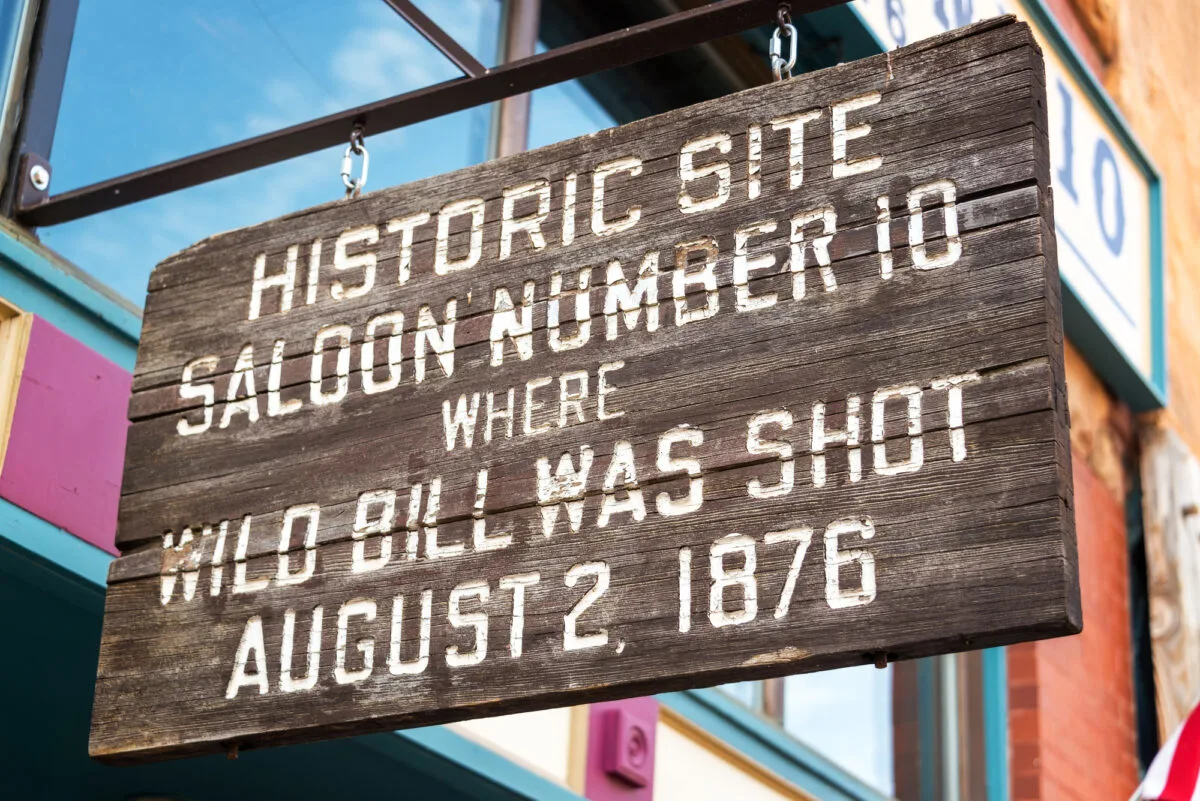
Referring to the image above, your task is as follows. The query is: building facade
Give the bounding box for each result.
[0,1,1192,799]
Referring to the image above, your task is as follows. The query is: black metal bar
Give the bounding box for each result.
[381,0,487,78]
[17,0,849,228]
[0,0,79,218]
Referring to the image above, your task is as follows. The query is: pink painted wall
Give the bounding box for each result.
[0,316,130,554]
[584,697,658,801]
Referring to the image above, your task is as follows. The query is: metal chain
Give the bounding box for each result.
[341,125,369,198]
[769,3,797,81]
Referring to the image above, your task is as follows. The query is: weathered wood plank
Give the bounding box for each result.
[92,17,1077,765]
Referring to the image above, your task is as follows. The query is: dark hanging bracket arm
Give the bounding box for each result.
[14,0,850,228]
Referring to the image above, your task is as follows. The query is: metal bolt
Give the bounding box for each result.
[29,164,50,192]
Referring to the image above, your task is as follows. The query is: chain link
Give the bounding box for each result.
[769,3,797,82]
[341,126,369,198]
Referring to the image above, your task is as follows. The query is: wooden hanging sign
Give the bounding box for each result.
[92,16,1078,764]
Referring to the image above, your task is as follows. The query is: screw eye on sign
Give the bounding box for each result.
[93,17,1078,764]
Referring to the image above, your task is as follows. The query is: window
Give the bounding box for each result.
[0,0,35,189]
[38,0,503,304]
[527,68,616,151]
[784,666,896,795]
[28,0,782,305]
[714,654,997,800]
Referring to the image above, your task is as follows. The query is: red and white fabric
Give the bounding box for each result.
[1137,701,1200,801]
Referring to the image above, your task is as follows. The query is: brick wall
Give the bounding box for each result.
[1009,455,1139,801]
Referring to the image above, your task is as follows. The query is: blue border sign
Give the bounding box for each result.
[848,0,1166,410]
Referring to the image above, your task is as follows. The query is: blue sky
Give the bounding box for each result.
[39,0,611,304]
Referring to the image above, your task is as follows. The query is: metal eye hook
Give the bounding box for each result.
[341,126,369,198]
[776,2,792,29]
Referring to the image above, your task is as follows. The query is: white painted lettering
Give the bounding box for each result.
[824,518,876,608]
[592,157,643,236]
[597,361,625,420]
[709,533,757,627]
[276,503,319,586]
[811,395,862,487]
[435,197,485,274]
[443,393,481,451]
[249,252,295,321]
[656,425,704,517]
[414,299,456,382]
[220,344,260,428]
[747,410,795,498]
[734,220,779,312]
[388,590,432,675]
[334,598,377,684]
[598,440,645,527]
[178,355,219,436]
[674,238,719,326]
[226,615,269,698]
[831,93,882,179]
[310,324,352,406]
[280,606,323,693]
[679,133,732,214]
[491,281,536,365]
[908,179,962,270]
[447,580,490,667]
[361,311,404,394]
[385,211,430,285]
[352,489,395,573]
[605,252,660,340]
[872,385,924,475]
[770,109,822,189]
[536,446,594,537]
[548,268,592,352]
[500,180,551,259]
[564,562,609,651]
[500,573,540,658]
[790,206,838,298]
[331,224,378,300]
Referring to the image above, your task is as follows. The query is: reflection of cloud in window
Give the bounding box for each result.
[783,666,894,795]
[38,0,502,304]
[331,27,445,100]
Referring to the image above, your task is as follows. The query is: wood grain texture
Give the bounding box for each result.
[1139,427,1200,739]
[92,16,1079,765]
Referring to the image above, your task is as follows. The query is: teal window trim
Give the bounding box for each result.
[834,0,1167,411]
[0,497,110,612]
[916,660,938,801]
[659,687,894,801]
[982,648,1010,801]
[0,498,583,801]
[0,221,140,369]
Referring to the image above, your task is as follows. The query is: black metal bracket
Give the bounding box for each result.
[0,0,78,220]
[381,0,488,78]
[15,153,51,211]
[14,0,848,228]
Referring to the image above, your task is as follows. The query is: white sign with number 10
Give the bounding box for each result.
[853,0,1160,406]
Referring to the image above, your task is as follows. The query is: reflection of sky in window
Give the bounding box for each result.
[527,47,616,150]
[784,666,895,795]
[0,2,28,142]
[717,681,760,710]
[39,0,501,304]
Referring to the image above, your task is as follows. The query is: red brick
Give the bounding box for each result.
[1007,455,1140,801]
